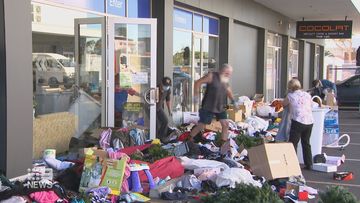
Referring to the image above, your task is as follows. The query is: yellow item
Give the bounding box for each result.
[275,118,282,123]
[151,139,161,145]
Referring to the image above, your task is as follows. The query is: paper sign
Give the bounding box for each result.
[132,72,148,84]
[120,72,132,88]
[124,102,143,112]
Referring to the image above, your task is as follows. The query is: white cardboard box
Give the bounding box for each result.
[312,163,337,173]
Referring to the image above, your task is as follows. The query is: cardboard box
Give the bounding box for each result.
[239,101,254,119]
[312,163,337,172]
[326,155,345,167]
[205,120,222,132]
[227,108,243,122]
[248,143,302,180]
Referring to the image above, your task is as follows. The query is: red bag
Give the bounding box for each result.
[138,156,184,182]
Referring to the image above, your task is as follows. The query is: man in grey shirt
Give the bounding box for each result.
[190,64,235,142]
[156,77,172,142]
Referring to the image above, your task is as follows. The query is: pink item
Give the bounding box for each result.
[107,150,131,193]
[29,191,63,203]
[100,128,112,149]
[119,144,152,155]
[138,156,184,182]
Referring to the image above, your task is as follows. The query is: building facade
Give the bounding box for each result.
[1,0,325,178]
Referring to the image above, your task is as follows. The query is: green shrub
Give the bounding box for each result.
[202,183,282,203]
[319,186,359,203]
[235,134,263,149]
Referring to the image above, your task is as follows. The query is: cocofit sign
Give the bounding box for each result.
[296,21,352,39]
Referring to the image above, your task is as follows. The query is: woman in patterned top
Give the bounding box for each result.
[283,78,314,170]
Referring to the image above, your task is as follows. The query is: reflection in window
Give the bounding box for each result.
[193,14,202,32]
[173,8,192,30]
[128,0,150,18]
[173,30,192,112]
[203,17,219,35]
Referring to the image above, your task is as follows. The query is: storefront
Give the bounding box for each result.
[31,0,158,159]
[172,7,220,114]
[1,0,327,178]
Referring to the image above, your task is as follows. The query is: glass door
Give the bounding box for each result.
[266,47,281,102]
[74,18,106,138]
[193,35,202,112]
[107,17,157,139]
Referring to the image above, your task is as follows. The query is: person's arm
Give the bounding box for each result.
[193,73,213,103]
[166,90,172,115]
[226,86,235,105]
[282,96,290,107]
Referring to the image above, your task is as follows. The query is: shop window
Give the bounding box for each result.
[173,30,192,112]
[32,3,102,159]
[128,0,150,18]
[173,8,192,30]
[193,14,202,32]
[203,17,219,35]
[46,0,105,13]
[107,0,126,16]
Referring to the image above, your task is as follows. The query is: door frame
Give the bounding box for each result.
[74,17,107,126]
[75,16,157,139]
[107,17,157,139]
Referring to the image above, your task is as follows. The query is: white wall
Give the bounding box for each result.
[5,0,33,178]
[229,22,258,97]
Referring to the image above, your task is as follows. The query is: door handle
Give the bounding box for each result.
[143,88,159,105]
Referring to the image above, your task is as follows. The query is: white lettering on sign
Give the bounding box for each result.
[109,0,123,8]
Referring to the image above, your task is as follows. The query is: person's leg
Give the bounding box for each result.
[189,109,212,141]
[288,120,303,153]
[301,124,313,169]
[157,109,169,140]
[219,119,229,141]
[216,111,229,141]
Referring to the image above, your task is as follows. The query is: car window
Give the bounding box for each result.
[46,56,62,69]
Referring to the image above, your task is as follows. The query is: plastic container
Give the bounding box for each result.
[297,107,330,164]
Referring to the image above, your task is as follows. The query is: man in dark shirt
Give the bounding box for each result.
[156,77,172,141]
[190,64,235,142]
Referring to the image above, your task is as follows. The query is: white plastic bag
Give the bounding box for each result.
[237,96,250,105]
[215,168,262,188]
[245,116,269,132]
[179,156,229,170]
[256,105,275,117]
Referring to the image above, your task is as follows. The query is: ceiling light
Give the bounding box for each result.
[351,0,360,14]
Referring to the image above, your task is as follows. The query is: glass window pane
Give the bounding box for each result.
[47,0,105,12]
[128,0,151,18]
[173,30,192,113]
[193,14,202,32]
[204,17,219,35]
[107,0,126,16]
[173,8,192,30]
[114,24,151,129]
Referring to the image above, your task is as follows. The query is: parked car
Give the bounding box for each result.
[32,53,75,88]
[336,75,360,106]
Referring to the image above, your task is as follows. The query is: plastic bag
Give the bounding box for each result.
[275,106,291,142]
[256,105,275,117]
[237,96,250,105]
[245,116,269,132]
[215,168,262,188]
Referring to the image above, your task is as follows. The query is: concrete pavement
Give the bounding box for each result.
[302,110,360,198]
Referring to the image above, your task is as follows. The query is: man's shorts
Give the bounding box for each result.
[199,108,227,124]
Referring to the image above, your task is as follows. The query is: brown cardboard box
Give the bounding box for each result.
[205,120,222,132]
[239,101,254,119]
[248,143,302,180]
[227,109,243,122]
